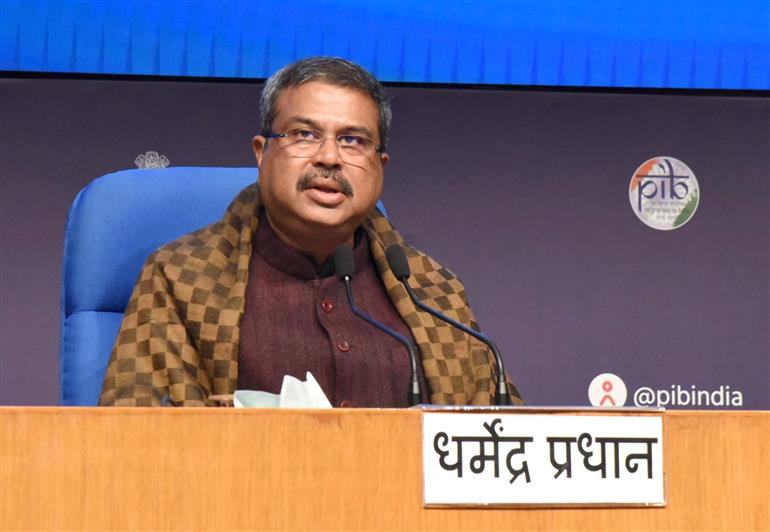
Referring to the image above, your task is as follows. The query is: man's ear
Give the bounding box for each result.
[379,152,390,168]
[252,135,267,167]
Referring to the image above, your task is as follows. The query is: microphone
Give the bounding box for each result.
[385,244,511,406]
[332,245,423,407]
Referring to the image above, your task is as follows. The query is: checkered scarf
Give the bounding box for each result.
[100,184,522,406]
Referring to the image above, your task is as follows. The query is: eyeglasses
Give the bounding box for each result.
[266,128,383,167]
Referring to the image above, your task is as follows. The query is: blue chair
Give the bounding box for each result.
[60,167,258,405]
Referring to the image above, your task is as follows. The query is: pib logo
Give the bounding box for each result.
[629,157,699,230]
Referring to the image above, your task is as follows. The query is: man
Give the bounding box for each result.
[100,56,522,407]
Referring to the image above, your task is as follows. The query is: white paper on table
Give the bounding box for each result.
[233,371,332,409]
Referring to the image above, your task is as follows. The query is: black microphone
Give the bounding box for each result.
[332,245,423,407]
[385,244,511,406]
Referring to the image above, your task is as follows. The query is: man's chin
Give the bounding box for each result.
[296,205,354,229]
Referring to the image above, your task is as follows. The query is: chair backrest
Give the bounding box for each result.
[60,167,258,405]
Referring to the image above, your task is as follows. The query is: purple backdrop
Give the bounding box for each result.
[1,77,768,408]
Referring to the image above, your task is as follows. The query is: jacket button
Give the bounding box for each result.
[337,340,351,352]
[321,299,334,313]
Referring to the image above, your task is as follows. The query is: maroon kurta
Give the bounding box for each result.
[238,214,426,407]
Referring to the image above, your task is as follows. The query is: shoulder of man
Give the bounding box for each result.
[365,209,475,325]
[143,182,259,280]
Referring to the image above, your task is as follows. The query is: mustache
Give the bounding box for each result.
[296,168,354,197]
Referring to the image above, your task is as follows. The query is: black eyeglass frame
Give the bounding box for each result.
[265,131,385,155]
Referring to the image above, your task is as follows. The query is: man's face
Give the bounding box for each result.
[252,81,388,239]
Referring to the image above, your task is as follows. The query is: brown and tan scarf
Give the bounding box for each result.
[100,184,522,406]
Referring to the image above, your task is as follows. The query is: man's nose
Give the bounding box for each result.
[312,137,343,167]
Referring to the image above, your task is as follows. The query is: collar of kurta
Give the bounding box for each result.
[253,209,367,279]
[100,183,521,406]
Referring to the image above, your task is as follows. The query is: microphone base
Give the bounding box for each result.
[408,391,422,407]
[494,391,511,406]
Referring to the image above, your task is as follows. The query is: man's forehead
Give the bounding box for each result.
[274,81,378,117]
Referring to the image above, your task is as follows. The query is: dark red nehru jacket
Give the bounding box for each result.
[238,213,427,407]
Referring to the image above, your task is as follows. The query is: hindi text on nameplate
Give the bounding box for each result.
[422,413,664,506]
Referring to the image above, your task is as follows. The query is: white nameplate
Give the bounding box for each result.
[422,412,664,506]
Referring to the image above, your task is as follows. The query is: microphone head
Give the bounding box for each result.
[385,244,411,280]
[333,244,355,280]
